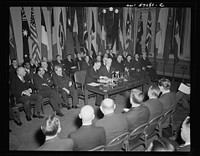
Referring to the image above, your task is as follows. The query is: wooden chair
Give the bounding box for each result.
[123,123,149,151]
[88,145,106,151]
[106,132,129,151]
[74,70,96,104]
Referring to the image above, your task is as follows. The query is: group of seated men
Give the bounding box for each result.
[37,77,190,151]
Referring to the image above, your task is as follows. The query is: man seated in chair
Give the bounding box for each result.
[52,65,79,109]
[38,114,74,151]
[10,67,44,122]
[123,88,150,132]
[68,105,106,151]
[143,85,163,121]
[33,66,67,117]
[95,98,128,146]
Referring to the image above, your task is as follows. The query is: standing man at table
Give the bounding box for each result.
[85,61,105,106]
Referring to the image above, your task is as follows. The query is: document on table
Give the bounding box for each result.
[87,82,101,86]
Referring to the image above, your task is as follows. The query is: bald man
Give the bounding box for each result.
[95,98,128,148]
[68,105,106,151]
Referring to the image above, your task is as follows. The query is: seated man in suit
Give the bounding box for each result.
[98,58,116,78]
[111,54,125,75]
[33,66,66,117]
[52,55,66,72]
[80,55,91,71]
[9,59,18,83]
[177,116,190,151]
[10,67,44,122]
[38,114,74,151]
[52,65,79,109]
[143,85,163,121]
[40,60,53,78]
[68,105,106,151]
[64,54,78,76]
[95,98,128,146]
[124,88,150,132]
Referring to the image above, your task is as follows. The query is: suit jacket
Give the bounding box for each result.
[111,60,125,73]
[80,60,91,71]
[68,125,106,151]
[125,104,150,132]
[143,98,163,121]
[98,65,116,78]
[64,59,77,75]
[37,136,74,151]
[85,66,100,84]
[52,71,71,90]
[10,74,31,99]
[95,113,128,144]
[159,92,177,113]
[33,73,54,92]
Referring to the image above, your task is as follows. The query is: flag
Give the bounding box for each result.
[73,9,80,53]
[30,7,41,64]
[9,10,17,60]
[135,11,143,55]
[21,7,30,62]
[125,12,131,50]
[126,9,134,54]
[118,16,124,54]
[51,7,58,60]
[83,22,89,51]
[40,7,49,59]
[101,12,106,54]
[96,20,102,53]
[58,8,65,57]
[145,10,152,56]
[163,8,173,64]
[90,9,96,54]
[111,12,119,54]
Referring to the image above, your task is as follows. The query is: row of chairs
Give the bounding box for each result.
[88,107,176,151]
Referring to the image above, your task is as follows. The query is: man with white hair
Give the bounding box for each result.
[68,105,106,151]
[98,58,116,78]
[95,98,128,145]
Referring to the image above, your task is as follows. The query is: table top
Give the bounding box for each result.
[85,77,147,96]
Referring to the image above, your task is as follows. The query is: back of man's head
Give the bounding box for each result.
[100,98,116,115]
[130,88,144,106]
[148,85,161,98]
[79,105,95,124]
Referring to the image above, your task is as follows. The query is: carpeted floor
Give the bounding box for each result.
[8,80,190,151]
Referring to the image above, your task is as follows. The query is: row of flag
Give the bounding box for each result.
[10,7,184,66]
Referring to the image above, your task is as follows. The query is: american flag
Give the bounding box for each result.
[30,7,41,64]
[59,9,65,53]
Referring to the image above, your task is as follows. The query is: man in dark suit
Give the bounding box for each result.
[33,66,66,117]
[38,114,74,151]
[9,59,18,83]
[124,88,150,132]
[10,67,44,122]
[143,85,163,121]
[80,55,91,71]
[52,65,79,109]
[111,54,125,75]
[98,58,116,78]
[95,98,128,146]
[64,54,78,76]
[68,105,106,151]
[52,55,66,72]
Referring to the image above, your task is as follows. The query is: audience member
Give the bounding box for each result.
[177,116,190,151]
[40,60,53,78]
[95,98,128,145]
[38,114,73,151]
[52,55,65,72]
[98,58,115,78]
[33,66,65,117]
[52,65,79,109]
[143,85,163,121]
[80,55,91,71]
[124,88,150,132]
[74,53,83,71]
[111,54,125,75]
[88,50,96,66]
[29,57,38,72]
[68,105,106,151]
[10,67,44,122]
[9,59,18,83]
[64,54,78,76]
[146,137,175,151]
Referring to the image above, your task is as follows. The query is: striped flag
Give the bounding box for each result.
[30,7,41,64]
[145,10,152,56]
[135,11,143,55]
[40,7,49,59]
[9,10,17,60]
[59,8,65,57]
[90,9,96,54]
[21,7,30,62]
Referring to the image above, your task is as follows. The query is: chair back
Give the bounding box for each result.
[106,132,129,151]
[129,123,149,140]
[74,70,87,89]
[88,145,105,151]
[145,114,163,137]
[160,107,176,125]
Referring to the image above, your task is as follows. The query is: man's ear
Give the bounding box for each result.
[79,113,82,119]
[113,104,116,110]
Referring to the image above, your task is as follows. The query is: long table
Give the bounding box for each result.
[84,77,148,105]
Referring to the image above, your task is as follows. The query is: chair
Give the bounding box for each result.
[143,114,163,149]
[74,70,96,104]
[88,145,106,151]
[123,123,149,151]
[106,132,129,151]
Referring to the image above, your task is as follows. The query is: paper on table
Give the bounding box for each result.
[178,83,190,95]
[87,82,101,86]
[123,108,130,112]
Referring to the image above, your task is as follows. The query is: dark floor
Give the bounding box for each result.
[8,79,190,151]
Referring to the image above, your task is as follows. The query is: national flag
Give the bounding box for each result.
[163,8,173,64]
[83,22,89,51]
[101,12,106,54]
[126,8,134,54]
[96,20,102,53]
[118,16,124,54]
[90,9,96,54]
[73,9,80,53]
[40,7,49,59]
[135,11,143,55]
[50,7,58,60]
[9,10,17,60]
[30,7,41,64]
[21,7,30,62]
[58,8,65,57]
[111,12,119,54]
[145,10,152,56]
